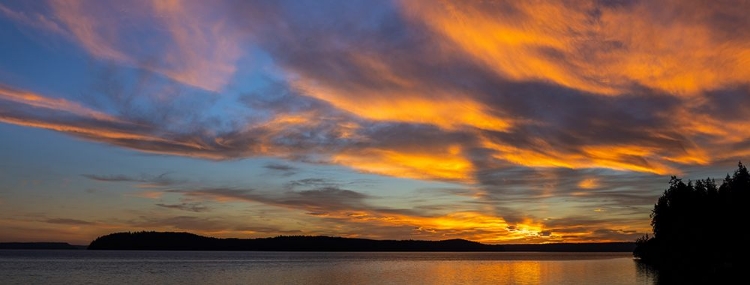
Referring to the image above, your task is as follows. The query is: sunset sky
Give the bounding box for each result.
[1,0,749,245]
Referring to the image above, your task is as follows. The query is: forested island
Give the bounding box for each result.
[633,162,747,281]
[87,231,634,252]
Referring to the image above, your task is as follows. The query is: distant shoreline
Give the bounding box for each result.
[76,231,636,252]
[0,242,87,250]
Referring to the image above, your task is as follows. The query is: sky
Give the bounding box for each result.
[1,0,749,245]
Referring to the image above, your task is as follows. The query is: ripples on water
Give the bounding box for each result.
[0,250,653,284]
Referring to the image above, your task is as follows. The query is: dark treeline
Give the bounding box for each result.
[0,242,84,250]
[87,231,634,252]
[633,162,748,280]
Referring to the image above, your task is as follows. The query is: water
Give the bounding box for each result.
[0,250,654,284]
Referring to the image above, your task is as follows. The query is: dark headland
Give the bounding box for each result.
[86,231,635,252]
[631,162,748,283]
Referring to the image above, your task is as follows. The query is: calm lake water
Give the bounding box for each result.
[0,250,655,284]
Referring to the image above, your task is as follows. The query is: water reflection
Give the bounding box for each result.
[279,258,641,285]
[1,251,650,285]
[425,261,542,284]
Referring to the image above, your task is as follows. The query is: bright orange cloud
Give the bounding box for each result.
[293,76,512,132]
[481,138,679,175]
[333,146,474,182]
[401,0,750,95]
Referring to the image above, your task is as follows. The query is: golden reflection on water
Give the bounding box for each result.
[380,255,641,285]
[426,261,541,284]
[295,253,642,285]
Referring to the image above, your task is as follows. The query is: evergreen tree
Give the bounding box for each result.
[634,162,747,271]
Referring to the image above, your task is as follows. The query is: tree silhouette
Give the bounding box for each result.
[634,162,748,272]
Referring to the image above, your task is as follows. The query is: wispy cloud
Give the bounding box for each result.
[45,218,96,225]
[0,84,121,122]
[170,186,372,214]
[8,0,245,92]
[155,202,210,213]
[264,163,297,172]
[0,2,67,36]
[82,173,180,188]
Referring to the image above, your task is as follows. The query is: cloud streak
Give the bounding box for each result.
[83,173,180,188]
[155,203,210,213]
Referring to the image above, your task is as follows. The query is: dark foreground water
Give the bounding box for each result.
[0,250,655,284]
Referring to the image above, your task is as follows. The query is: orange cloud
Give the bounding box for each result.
[333,146,473,182]
[481,138,679,175]
[401,0,750,95]
[0,114,215,155]
[0,85,121,122]
[311,210,574,244]
[577,178,599,190]
[293,76,512,132]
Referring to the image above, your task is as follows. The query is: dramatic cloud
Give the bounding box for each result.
[4,1,748,179]
[1,0,750,244]
[401,0,750,95]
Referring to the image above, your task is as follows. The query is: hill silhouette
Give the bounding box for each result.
[87,231,635,252]
[633,162,747,281]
